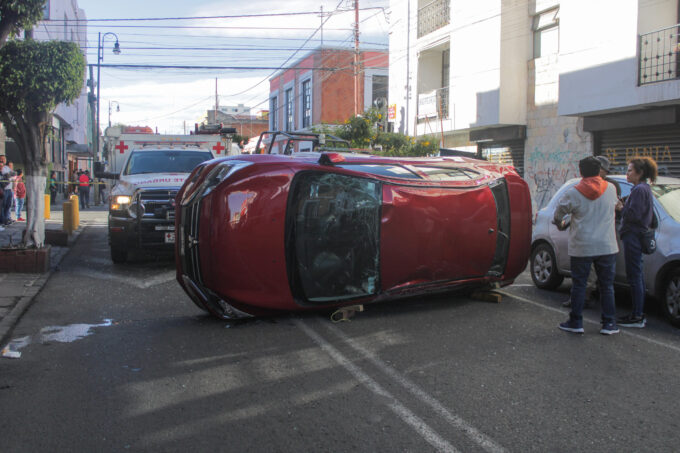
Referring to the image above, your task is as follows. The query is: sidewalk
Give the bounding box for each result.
[0,199,108,347]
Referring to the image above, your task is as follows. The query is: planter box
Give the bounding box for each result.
[0,246,51,273]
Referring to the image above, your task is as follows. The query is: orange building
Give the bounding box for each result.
[268,48,388,133]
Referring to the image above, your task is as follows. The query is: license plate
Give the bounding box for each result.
[164,232,175,243]
[155,225,174,231]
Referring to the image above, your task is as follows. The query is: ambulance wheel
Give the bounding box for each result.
[111,245,128,264]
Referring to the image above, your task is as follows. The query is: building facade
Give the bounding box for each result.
[204,109,269,140]
[389,0,680,212]
[2,0,90,195]
[268,47,389,151]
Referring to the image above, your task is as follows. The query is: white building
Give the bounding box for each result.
[30,0,90,186]
[389,0,680,211]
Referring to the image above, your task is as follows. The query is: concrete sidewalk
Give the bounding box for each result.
[0,199,108,347]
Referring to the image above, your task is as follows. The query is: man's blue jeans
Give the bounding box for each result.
[622,231,645,317]
[570,254,617,324]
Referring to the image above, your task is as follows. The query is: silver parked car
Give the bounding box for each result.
[531,175,680,327]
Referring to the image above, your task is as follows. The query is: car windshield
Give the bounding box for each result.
[124,150,213,175]
[652,184,680,223]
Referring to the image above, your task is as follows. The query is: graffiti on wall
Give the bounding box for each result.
[602,145,673,175]
[526,147,581,211]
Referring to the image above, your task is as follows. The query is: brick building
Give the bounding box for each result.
[268,47,388,150]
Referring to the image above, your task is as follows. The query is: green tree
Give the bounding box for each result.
[0,0,45,46]
[0,39,85,246]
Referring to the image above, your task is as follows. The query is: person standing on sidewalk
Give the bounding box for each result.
[0,156,14,225]
[553,156,620,335]
[616,157,657,328]
[49,171,58,204]
[78,170,90,209]
[14,169,25,221]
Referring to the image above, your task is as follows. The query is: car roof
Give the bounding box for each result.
[608,174,680,185]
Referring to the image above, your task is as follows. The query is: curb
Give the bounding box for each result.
[0,228,82,347]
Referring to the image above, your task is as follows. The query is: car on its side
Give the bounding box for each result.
[174,135,532,319]
[530,175,680,327]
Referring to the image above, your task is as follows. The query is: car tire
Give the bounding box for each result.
[111,245,128,264]
[530,243,564,290]
[660,268,680,327]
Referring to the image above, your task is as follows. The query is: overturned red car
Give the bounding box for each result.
[175,134,531,319]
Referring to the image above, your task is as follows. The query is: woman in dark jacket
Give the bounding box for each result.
[617,157,657,328]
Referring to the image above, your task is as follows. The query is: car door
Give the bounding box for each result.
[547,181,576,273]
[615,181,633,284]
[379,180,500,290]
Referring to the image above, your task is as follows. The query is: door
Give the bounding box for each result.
[380,183,499,290]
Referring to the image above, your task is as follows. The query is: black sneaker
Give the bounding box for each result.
[600,322,620,335]
[559,319,584,334]
[617,314,646,328]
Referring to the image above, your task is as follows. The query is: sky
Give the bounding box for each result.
[69,0,391,134]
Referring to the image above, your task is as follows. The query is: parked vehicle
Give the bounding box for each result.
[530,175,680,327]
[175,133,532,319]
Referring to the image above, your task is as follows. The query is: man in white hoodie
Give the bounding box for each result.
[553,156,620,335]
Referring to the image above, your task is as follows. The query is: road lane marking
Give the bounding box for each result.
[498,290,680,353]
[322,321,508,453]
[71,267,176,289]
[295,319,459,453]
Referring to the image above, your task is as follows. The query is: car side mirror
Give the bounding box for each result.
[94,162,119,180]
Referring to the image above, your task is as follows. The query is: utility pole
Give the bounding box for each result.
[320,6,324,48]
[354,0,360,116]
[405,0,410,135]
[215,78,219,114]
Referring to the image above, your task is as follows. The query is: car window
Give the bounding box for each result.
[411,166,480,181]
[335,164,421,179]
[289,172,381,302]
[125,151,213,175]
[652,184,680,223]
[547,180,577,208]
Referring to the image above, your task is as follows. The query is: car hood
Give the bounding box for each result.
[111,173,190,195]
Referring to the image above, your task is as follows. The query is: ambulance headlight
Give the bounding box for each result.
[110,195,131,210]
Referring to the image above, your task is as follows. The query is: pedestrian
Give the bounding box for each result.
[616,157,658,328]
[14,169,25,221]
[49,171,58,204]
[0,160,6,230]
[78,169,90,209]
[554,156,620,335]
[0,156,15,225]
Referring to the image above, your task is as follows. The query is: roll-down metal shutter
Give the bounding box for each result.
[595,124,680,178]
[479,140,525,177]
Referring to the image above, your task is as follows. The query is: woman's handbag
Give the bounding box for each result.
[641,228,657,255]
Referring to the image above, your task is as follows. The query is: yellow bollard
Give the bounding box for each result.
[44,194,51,219]
[69,194,80,230]
[62,201,74,234]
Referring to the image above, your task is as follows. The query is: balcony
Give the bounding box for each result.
[639,23,680,85]
[418,0,450,38]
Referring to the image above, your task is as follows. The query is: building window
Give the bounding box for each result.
[533,7,559,58]
[285,87,294,131]
[302,80,312,129]
[43,1,50,19]
[371,75,388,106]
[270,96,278,131]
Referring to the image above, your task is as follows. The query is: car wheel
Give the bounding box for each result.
[110,245,128,264]
[531,243,564,290]
[660,268,680,327]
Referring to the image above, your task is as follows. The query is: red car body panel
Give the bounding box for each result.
[380,185,497,290]
[175,153,532,319]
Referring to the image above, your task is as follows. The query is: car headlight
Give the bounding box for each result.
[111,195,131,210]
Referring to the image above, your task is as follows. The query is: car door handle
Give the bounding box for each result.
[488,228,495,234]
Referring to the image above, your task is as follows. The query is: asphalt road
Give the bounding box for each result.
[1,222,680,452]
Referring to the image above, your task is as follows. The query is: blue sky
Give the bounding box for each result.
[74,0,390,134]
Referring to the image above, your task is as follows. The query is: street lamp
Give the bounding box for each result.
[108,100,120,128]
[96,32,121,163]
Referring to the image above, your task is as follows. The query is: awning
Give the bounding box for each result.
[66,143,92,156]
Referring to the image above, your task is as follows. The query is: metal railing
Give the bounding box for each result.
[639,23,680,85]
[418,0,450,38]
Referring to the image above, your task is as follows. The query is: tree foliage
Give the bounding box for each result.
[0,39,85,116]
[0,0,45,46]
[327,108,439,157]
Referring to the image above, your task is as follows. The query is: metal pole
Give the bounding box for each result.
[95,32,102,205]
[354,0,360,116]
